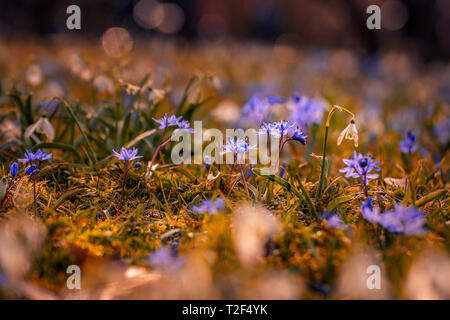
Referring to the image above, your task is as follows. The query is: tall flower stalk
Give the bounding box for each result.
[316,105,356,201]
[17,149,52,217]
[112,147,143,214]
[221,137,256,198]
[145,114,193,180]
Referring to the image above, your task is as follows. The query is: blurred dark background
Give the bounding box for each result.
[0,0,448,61]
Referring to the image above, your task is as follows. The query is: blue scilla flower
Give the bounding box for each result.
[360,197,380,223]
[258,122,281,138]
[153,114,182,130]
[279,161,286,178]
[147,246,184,269]
[433,117,450,146]
[267,96,283,104]
[112,147,143,162]
[240,94,279,126]
[18,149,52,164]
[176,120,194,133]
[378,204,427,236]
[399,131,418,154]
[339,151,381,185]
[204,155,212,170]
[134,162,142,168]
[221,137,256,155]
[25,165,39,175]
[274,120,294,135]
[9,162,18,177]
[191,197,225,215]
[247,164,256,179]
[287,93,326,128]
[291,126,307,145]
[323,212,348,230]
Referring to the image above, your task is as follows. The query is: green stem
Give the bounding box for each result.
[297,177,320,222]
[316,125,329,201]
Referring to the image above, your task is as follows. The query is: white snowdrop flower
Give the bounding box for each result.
[25,117,55,141]
[26,64,43,86]
[94,75,115,94]
[337,119,359,147]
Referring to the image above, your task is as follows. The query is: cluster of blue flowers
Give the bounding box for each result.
[239,93,325,130]
[16,149,53,176]
[191,197,225,215]
[240,94,282,126]
[287,93,326,129]
[259,120,308,149]
[361,197,427,236]
[152,114,194,133]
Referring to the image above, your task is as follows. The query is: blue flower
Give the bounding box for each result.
[279,161,286,178]
[339,151,380,185]
[378,204,427,236]
[147,246,184,269]
[291,126,307,145]
[259,122,281,138]
[9,162,18,177]
[433,117,450,146]
[323,212,347,230]
[176,120,194,133]
[287,93,326,128]
[247,164,256,178]
[191,197,225,214]
[274,120,294,135]
[112,147,143,162]
[18,149,52,163]
[399,131,418,154]
[134,162,142,168]
[153,114,182,130]
[221,137,256,155]
[25,164,38,175]
[267,96,283,104]
[360,197,380,223]
[204,155,212,170]
[240,94,279,126]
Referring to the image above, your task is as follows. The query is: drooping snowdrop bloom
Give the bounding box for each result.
[399,131,418,154]
[337,119,359,147]
[24,117,55,141]
[191,198,225,215]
